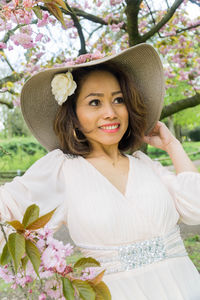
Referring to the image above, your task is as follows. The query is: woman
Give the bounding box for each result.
[1,44,200,299]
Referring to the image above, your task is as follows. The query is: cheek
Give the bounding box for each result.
[76,107,96,131]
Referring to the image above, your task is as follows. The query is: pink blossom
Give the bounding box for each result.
[80,267,99,280]
[13,273,33,288]
[104,13,114,22]
[39,293,47,300]
[139,20,148,28]
[0,42,7,49]
[96,0,103,7]
[92,50,104,60]
[0,266,14,283]
[0,20,12,32]
[39,268,54,279]
[110,0,122,5]
[64,19,74,29]
[164,67,175,79]
[8,45,14,50]
[196,58,200,64]
[13,97,21,106]
[36,238,45,251]
[179,70,188,81]
[69,31,78,39]
[84,0,91,9]
[37,12,49,27]
[42,246,59,269]
[11,283,17,289]
[23,0,34,8]
[11,32,35,48]
[179,35,186,44]
[36,52,45,59]
[20,25,33,35]
[35,33,44,42]
[11,9,32,25]
[44,279,62,298]
[109,22,124,32]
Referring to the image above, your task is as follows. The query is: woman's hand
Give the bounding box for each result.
[143,121,178,152]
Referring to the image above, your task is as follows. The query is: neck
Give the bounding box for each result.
[86,143,123,165]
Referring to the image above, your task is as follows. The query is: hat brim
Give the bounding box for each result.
[20,43,165,151]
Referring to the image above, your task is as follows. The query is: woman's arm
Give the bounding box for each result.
[143,121,198,174]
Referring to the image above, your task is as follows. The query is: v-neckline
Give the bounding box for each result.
[79,154,132,198]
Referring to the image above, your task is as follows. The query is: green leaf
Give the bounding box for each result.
[22,204,40,228]
[91,281,111,300]
[32,6,43,19]
[74,257,100,269]
[26,208,57,230]
[21,256,29,271]
[25,239,41,277]
[8,233,25,273]
[0,243,12,265]
[7,220,25,232]
[61,277,75,300]
[72,280,95,300]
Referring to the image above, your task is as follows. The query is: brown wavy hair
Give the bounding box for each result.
[54,62,147,156]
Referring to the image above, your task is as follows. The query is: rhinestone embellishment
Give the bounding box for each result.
[118,236,166,270]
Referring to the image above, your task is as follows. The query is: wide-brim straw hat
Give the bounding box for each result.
[20,43,165,151]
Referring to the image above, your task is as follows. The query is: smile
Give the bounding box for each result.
[99,124,120,133]
[100,124,120,130]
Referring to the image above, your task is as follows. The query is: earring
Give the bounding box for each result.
[73,128,87,142]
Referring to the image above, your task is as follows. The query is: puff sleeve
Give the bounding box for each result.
[133,150,200,225]
[0,149,68,251]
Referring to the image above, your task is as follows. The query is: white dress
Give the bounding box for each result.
[1,149,200,300]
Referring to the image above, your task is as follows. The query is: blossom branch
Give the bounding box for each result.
[165,0,170,9]
[160,93,200,119]
[144,0,163,38]
[0,73,24,89]
[73,7,126,30]
[189,0,200,7]
[64,2,87,55]
[175,23,200,34]
[87,24,103,41]
[3,21,37,44]
[1,50,14,72]
[0,98,14,108]
[158,23,200,38]
[141,0,184,42]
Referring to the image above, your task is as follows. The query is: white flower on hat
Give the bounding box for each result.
[51,71,77,105]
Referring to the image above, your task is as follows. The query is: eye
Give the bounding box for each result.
[89,99,101,106]
[113,97,124,104]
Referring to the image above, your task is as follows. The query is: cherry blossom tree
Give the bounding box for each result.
[0,0,199,126]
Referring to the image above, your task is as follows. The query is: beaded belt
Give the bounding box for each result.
[76,225,188,275]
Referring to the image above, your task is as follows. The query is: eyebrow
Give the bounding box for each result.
[84,91,122,99]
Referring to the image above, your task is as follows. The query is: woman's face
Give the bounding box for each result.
[76,70,129,149]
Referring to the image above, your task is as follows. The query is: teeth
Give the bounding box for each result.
[101,125,119,130]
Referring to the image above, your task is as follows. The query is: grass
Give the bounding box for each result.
[0,136,47,172]
[184,235,200,272]
[148,141,200,166]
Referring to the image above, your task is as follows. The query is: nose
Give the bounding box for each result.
[102,103,117,119]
